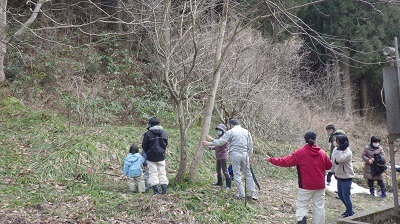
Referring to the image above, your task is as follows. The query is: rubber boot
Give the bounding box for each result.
[213,175,223,186]
[369,187,375,196]
[152,185,160,195]
[161,184,167,194]
[298,216,307,224]
[224,178,232,190]
[380,188,387,198]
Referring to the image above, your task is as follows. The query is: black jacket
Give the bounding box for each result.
[142,125,168,162]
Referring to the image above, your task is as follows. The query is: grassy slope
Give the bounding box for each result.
[0,97,394,224]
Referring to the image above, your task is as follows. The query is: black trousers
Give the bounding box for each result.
[367,179,385,189]
[216,159,230,179]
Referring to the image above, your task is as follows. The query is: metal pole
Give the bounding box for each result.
[395,37,400,98]
[393,37,400,216]
[390,141,399,215]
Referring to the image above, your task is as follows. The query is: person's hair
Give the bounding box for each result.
[304,131,317,145]
[325,124,336,131]
[129,144,139,154]
[229,119,240,126]
[335,134,349,145]
[371,136,381,143]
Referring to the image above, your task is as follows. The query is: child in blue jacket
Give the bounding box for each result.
[123,144,146,193]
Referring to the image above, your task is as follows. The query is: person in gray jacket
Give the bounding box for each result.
[202,119,257,200]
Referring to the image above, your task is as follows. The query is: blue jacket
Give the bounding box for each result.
[123,153,145,177]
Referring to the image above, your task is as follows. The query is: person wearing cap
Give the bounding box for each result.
[362,136,387,198]
[202,119,258,200]
[206,123,231,190]
[331,134,355,218]
[264,131,332,224]
[142,117,169,195]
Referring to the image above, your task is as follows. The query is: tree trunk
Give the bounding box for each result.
[0,0,7,83]
[359,76,368,117]
[176,102,188,182]
[188,0,228,182]
[342,57,352,118]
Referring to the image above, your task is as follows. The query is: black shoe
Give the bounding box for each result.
[341,211,347,217]
[343,212,355,218]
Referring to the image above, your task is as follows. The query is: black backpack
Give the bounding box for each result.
[371,154,387,175]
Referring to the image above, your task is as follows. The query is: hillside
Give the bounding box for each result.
[0,95,396,224]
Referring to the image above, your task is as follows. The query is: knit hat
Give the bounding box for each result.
[216,123,227,133]
[371,136,381,143]
[229,119,240,126]
[304,131,317,144]
[148,117,160,126]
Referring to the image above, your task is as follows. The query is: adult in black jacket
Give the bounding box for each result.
[142,117,169,194]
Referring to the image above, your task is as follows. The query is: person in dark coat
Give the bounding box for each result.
[362,136,387,197]
[142,117,169,194]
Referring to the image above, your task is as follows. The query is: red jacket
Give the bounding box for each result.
[269,144,332,190]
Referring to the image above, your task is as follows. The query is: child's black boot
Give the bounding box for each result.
[161,184,167,194]
[152,185,160,195]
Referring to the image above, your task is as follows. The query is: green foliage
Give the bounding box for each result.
[297,1,400,73]
[1,97,26,115]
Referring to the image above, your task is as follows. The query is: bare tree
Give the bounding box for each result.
[0,0,49,83]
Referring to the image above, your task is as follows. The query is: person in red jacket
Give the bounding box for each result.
[264,131,332,224]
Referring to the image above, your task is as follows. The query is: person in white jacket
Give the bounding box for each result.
[330,134,355,218]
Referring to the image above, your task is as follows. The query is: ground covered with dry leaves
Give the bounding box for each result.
[1,168,395,224]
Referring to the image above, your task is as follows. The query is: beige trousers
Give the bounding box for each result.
[296,188,325,224]
[147,160,169,186]
[127,175,145,193]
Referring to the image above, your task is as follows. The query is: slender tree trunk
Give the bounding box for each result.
[342,57,352,118]
[0,0,8,83]
[188,0,228,182]
[359,76,368,117]
[176,101,187,182]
